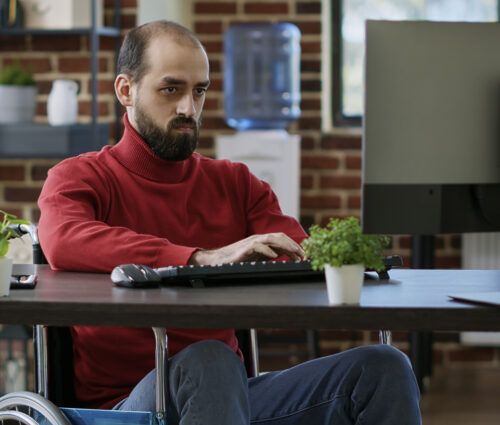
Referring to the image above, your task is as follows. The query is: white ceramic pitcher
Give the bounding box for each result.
[47,79,78,126]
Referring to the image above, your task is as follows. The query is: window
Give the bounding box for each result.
[332,0,499,127]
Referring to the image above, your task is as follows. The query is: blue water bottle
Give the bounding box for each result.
[223,23,301,130]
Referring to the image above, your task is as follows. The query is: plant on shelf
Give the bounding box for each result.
[0,210,30,296]
[302,216,390,305]
[0,63,37,124]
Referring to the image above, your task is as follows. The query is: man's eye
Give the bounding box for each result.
[162,87,177,94]
[194,88,207,97]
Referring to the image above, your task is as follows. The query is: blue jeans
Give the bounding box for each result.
[116,340,421,424]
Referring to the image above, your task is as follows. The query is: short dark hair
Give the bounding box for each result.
[117,20,204,83]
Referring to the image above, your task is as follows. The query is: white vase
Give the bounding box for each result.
[324,264,364,305]
[0,256,13,297]
[0,85,37,124]
[47,79,78,126]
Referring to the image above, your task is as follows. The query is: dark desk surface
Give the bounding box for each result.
[1,266,499,331]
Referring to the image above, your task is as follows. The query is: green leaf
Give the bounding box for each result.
[301,216,390,271]
[0,210,31,257]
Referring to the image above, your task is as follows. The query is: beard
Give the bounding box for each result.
[134,102,200,161]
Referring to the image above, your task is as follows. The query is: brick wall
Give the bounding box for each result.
[0,0,488,373]
[0,0,136,222]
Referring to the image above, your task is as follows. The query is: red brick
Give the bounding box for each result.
[0,36,27,52]
[433,332,460,342]
[291,21,322,35]
[209,59,221,73]
[207,78,222,91]
[86,79,115,94]
[298,117,321,130]
[300,99,321,111]
[319,330,365,341]
[301,79,321,92]
[195,21,223,34]
[435,256,461,269]
[120,13,137,30]
[4,187,42,202]
[448,347,495,362]
[321,135,361,150]
[301,41,321,54]
[451,234,462,250]
[0,165,25,181]
[36,80,53,95]
[198,136,214,149]
[301,60,321,73]
[200,116,229,130]
[82,35,122,51]
[31,165,54,181]
[244,3,288,14]
[433,349,444,366]
[202,97,218,110]
[398,235,412,249]
[79,100,110,117]
[296,2,321,14]
[32,36,81,51]
[346,156,361,170]
[301,195,341,209]
[348,195,360,209]
[195,2,237,14]
[301,175,314,189]
[4,58,51,73]
[58,57,108,73]
[36,101,47,116]
[203,41,224,54]
[301,155,339,169]
[320,176,361,190]
[300,136,316,150]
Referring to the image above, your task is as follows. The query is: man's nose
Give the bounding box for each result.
[176,94,196,117]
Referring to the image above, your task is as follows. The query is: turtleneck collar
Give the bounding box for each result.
[110,113,194,183]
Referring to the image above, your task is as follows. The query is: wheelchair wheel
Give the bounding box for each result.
[0,391,71,425]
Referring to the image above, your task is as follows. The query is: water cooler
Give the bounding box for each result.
[216,23,301,219]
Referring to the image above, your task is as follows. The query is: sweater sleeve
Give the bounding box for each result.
[238,164,308,244]
[37,159,197,272]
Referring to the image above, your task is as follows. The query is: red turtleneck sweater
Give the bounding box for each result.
[38,115,307,409]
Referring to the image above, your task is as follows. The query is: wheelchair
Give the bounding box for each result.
[0,224,259,425]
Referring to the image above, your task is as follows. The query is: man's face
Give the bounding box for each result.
[128,35,210,161]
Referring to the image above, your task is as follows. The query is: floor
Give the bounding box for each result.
[420,366,500,424]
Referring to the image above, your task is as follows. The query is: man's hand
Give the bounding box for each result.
[189,233,305,266]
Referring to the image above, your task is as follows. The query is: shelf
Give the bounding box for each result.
[0,27,120,37]
[0,123,110,159]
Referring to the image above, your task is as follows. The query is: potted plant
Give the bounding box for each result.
[302,216,390,305]
[0,210,30,296]
[0,64,37,124]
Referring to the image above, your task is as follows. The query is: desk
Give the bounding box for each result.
[0,266,499,331]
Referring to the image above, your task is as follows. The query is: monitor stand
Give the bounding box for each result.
[410,235,435,393]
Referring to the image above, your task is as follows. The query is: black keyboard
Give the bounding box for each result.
[154,255,403,287]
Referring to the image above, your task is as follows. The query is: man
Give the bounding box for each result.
[38,20,421,425]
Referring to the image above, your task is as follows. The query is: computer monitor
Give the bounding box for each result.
[362,20,500,235]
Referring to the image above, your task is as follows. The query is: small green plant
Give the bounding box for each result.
[0,210,30,257]
[0,64,36,86]
[302,216,390,272]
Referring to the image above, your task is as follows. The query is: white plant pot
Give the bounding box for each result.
[0,85,37,124]
[0,256,13,297]
[324,264,364,305]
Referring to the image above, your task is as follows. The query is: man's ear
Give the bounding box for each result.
[115,74,134,107]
